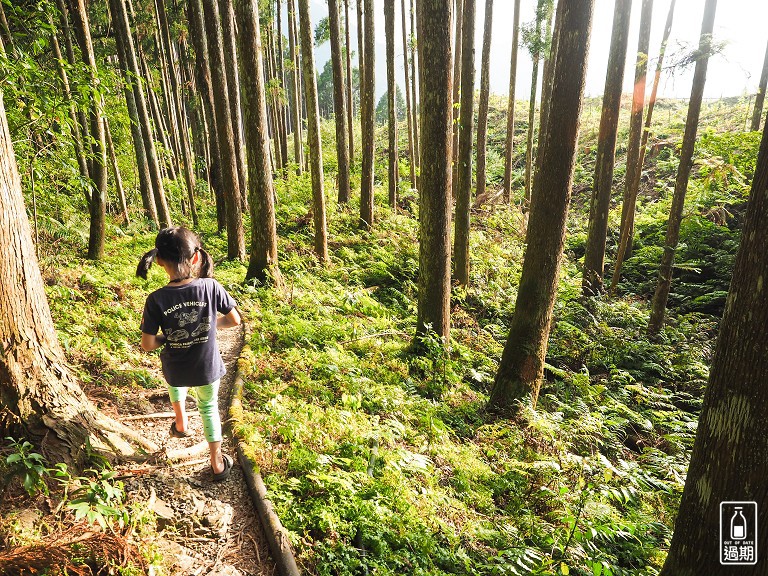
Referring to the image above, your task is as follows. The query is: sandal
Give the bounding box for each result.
[212,454,233,482]
[170,421,192,438]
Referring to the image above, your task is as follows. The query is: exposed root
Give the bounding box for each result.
[0,523,146,575]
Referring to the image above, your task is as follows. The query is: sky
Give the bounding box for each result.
[303,0,768,103]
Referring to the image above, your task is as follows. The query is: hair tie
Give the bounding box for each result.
[195,247,200,253]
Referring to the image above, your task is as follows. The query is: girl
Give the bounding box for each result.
[137,226,241,481]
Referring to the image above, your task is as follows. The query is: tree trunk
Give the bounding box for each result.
[104,118,130,225]
[297,0,328,262]
[68,0,107,260]
[523,0,546,208]
[276,2,290,173]
[751,38,768,132]
[219,0,248,212]
[410,0,419,165]
[111,0,172,227]
[453,0,475,287]
[415,0,452,341]
[288,0,303,172]
[502,0,520,203]
[235,0,281,284]
[344,0,355,166]
[537,4,557,147]
[329,0,351,204]
[156,0,198,227]
[581,0,632,296]
[488,0,595,413]
[648,0,716,335]
[402,0,416,190]
[450,0,463,202]
[188,0,226,232]
[660,91,765,576]
[0,95,155,463]
[610,0,654,290]
[356,0,365,117]
[140,48,178,183]
[359,0,376,229]
[202,0,246,259]
[385,0,398,209]
[475,0,494,201]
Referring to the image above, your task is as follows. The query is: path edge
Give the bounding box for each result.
[228,323,301,576]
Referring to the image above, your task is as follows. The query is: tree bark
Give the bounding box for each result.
[450,0,463,201]
[111,0,172,227]
[750,38,768,132]
[385,0,398,209]
[523,0,546,208]
[402,0,416,190]
[275,1,290,171]
[329,0,351,203]
[288,0,304,172]
[502,0,520,203]
[610,0,654,290]
[359,0,376,229]
[415,0,452,341]
[475,0,494,201]
[648,0,716,335]
[188,0,226,232]
[235,0,281,283]
[581,0,632,296]
[344,0,355,166]
[0,95,155,463]
[202,0,246,259]
[488,0,595,413]
[660,96,766,576]
[453,0,475,287]
[297,0,328,262]
[537,4,557,147]
[68,0,107,260]
[410,0,419,165]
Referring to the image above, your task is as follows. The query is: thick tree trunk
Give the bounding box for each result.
[660,99,767,576]
[488,0,594,413]
[359,0,376,229]
[297,0,328,262]
[104,118,130,225]
[475,0,494,201]
[415,0,452,341]
[0,95,155,463]
[111,0,172,227]
[502,0,520,203]
[329,0,351,204]
[68,0,107,260]
[288,0,303,172]
[344,0,355,166]
[581,0,632,296]
[113,18,157,225]
[610,0,654,290]
[523,0,545,208]
[235,0,280,284]
[751,39,768,132]
[219,0,248,212]
[402,0,416,190]
[453,0,475,286]
[648,0,716,335]
[202,0,246,259]
[385,0,398,209]
[188,0,226,232]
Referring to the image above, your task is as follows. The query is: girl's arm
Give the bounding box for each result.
[217,308,242,330]
[141,332,166,351]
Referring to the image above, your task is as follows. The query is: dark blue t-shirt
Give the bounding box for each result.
[140,278,236,387]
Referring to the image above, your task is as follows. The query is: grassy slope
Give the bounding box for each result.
[5,96,759,576]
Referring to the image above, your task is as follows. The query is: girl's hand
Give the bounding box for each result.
[141,332,166,351]
[217,308,242,330]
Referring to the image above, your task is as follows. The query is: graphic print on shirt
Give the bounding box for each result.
[162,300,210,349]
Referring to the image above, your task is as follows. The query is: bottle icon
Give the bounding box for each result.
[731,507,748,540]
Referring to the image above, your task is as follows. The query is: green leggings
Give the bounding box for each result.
[168,380,222,443]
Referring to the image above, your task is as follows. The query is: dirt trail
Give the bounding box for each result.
[116,323,276,576]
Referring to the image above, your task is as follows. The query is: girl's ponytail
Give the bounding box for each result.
[136,248,158,279]
[198,248,214,278]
